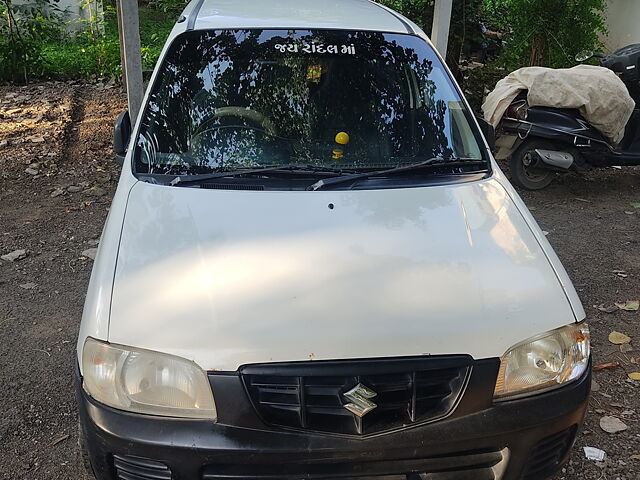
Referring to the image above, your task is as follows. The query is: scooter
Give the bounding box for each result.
[494,44,640,190]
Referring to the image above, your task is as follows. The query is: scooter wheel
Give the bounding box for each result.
[510,140,555,190]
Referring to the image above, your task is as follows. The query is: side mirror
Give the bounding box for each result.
[113,110,131,166]
[575,50,594,62]
[477,117,496,151]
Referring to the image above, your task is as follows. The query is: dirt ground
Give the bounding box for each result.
[0,83,639,480]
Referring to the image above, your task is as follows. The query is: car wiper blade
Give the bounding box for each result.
[169,164,353,186]
[307,158,486,191]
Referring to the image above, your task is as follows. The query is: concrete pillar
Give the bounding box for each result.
[118,0,144,122]
[431,0,453,57]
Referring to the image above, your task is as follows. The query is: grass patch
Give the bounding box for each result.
[37,7,175,80]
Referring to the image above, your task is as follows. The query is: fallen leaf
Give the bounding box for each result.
[628,372,640,381]
[81,248,98,261]
[600,415,628,433]
[615,300,639,311]
[631,202,640,208]
[593,361,621,371]
[631,454,640,460]
[596,304,618,313]
[49,434,69,446]
[609,331,632,345]
[621,343,634,353]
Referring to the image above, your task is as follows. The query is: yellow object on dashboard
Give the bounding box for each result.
[335,132,350,145]
[307,65,323,83]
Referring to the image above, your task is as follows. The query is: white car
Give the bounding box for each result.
[76,1,591,479]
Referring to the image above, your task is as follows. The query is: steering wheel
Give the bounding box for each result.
[193,106,278,137]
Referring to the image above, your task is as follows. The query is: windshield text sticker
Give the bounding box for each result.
[274,43,356,55]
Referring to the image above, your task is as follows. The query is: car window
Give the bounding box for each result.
[135,29,485,176]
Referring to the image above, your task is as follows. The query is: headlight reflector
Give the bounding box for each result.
[82,338,216,419]
[494,323,590,399]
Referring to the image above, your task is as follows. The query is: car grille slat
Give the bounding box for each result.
[307,406,356,415]
[242,356,471,435]
[417,389,454,401]
[521,426,577,480]
[255,385,298,392]
[260,401,301,409]
[113,455,172,480]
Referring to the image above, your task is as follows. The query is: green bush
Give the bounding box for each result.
[137,7,176,69]
[41,36,121,78]
[0,0,611,83]
[0,0,64,82]
[0,3,174,82]
[484,0,607,69]
[146,0,187,15]
[379,0,434,31]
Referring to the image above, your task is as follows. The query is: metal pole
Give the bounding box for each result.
[431,0,453,57]
[118,0,144,122]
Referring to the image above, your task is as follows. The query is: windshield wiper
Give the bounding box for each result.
[169,164,354,186]
[307,158,486,191]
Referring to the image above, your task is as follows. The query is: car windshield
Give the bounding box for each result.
[134,29,485,177]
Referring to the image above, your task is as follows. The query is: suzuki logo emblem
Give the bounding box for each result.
[343,383,377,418]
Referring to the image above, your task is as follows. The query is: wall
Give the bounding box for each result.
[13,0,104,33]
[603,0,640,52]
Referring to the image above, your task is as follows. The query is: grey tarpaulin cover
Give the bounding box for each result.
[482,65,635,144]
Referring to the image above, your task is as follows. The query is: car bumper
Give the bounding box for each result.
[76,361,590,480]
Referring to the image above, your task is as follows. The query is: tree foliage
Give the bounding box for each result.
[0,0,612,83]
[0,0,63,82]
[379,0,434,30]
[483,0,608,68]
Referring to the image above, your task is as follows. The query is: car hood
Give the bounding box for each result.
[109,178,577,371]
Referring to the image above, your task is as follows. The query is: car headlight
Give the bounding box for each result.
[494,323,590,399]
[82,337,216,419]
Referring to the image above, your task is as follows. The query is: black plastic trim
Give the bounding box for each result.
[201,448,506,479]
[239,354,473,376]
[238,355,475,437]
[76,360,590,480]
[186,0,205,30]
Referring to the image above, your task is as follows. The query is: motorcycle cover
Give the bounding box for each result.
[482,65,635,144]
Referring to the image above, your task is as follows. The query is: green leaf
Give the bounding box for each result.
[615,300,639,312]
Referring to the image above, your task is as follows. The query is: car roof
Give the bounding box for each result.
[188,0,414,34]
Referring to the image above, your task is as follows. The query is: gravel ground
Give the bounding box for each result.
[0,83,639,479]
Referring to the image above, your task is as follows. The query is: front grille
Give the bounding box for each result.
[521,426,577,480]
[202,447,509,479]
[242,356,472,435]
[113,455,172,480]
